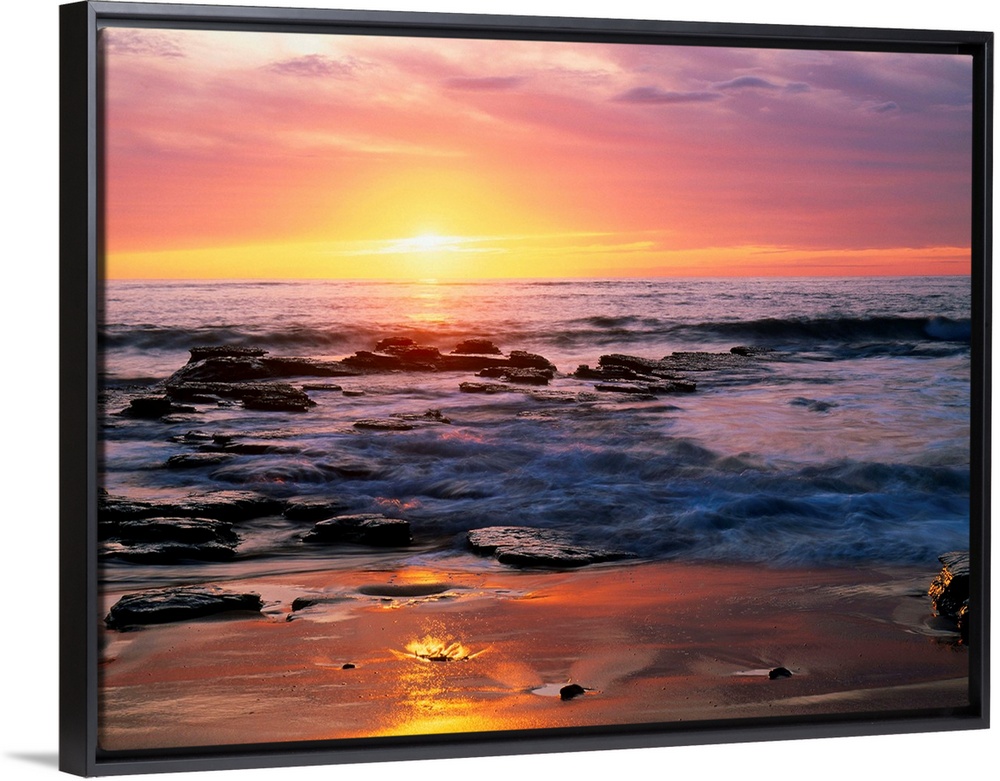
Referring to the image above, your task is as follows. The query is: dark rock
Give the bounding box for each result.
[101,517,240,563]
[436,353,512,371]
[166,381,315,412]
[302,384,343,391]
[459,382,516,394]
[101,540,238,563]
[467,526,634,568]
[658,351,755,372]
[478,367,551,385]
[768,667,793,679]
[188,346,267,362]
[283,499,351,521]
[303,514,411,547]
[105,586,263,629]
[170,349,358,384]
[730,345,774,357]
[391,409,452,424]
[198,441,299,455]
[168,430,215,443]
[648,380,696,394]
[115,517,238,544]
[595,383,657,395]
[241,384,316,412]
[121,396,195,419]
[508,350,557,371]
[169,356,274,383]
[929,551,971,640]
[342,345,441,371]
[353,419,416,431]
[375,336,417,352]
[598,353,670,375]
[560,684,587,701]
[165,453,233,469]
[99,490,283,524]
[574,364,643,381]
[259,357,359,378]
[452,338,503,355]
[342,663,356,670]
[341,350,408,371]
[789,397,837,413]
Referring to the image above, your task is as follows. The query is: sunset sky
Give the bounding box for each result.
[100,27,973,279]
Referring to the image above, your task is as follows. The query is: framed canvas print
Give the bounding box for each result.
[60,1,991,776]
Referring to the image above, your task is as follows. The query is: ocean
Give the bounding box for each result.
[98,276,972,584]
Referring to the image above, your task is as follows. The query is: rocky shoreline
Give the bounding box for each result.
[100,338,971,646]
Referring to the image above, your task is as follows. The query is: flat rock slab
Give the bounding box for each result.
[303,514,411,547]
[283,499,351,521]
[353,419,416,431]
[101,540,238,564]
[467,526,633,568]
[113,517,238,544]
[105,586,263,629]
[166,381,315,412]
[99,491,283,524]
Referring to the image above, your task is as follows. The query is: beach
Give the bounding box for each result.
[98,558,968,751]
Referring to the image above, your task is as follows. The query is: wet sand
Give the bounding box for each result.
[98,559,969,752]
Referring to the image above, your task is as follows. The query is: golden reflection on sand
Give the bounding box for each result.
[374,621,513,736]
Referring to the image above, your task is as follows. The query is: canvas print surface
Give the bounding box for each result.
[97,26,973,751]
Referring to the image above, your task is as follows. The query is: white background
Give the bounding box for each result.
[2,1,994,779]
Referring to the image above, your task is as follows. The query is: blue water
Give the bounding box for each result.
[98,276,972,573]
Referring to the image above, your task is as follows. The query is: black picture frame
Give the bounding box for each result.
[59,1,992,776]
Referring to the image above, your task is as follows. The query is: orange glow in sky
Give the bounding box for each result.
[100,28,973,279]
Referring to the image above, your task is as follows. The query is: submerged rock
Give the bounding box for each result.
[303,514,411,546]
[467,526,633,568]
[391,409,452,424]
[105,586,263,629]
[165,453,233,469]
[658,351,756,372]
[730,345,774,357]
[929,551,971,642]
[353,418,416,431]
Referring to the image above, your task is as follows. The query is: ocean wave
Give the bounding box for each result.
[674,315,972,345]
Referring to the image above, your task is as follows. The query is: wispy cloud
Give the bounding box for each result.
[101,29,185,58]
[266,54,360,77]
[715,75,781,90]
[614,86,721,104]
[444,76,525,91]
